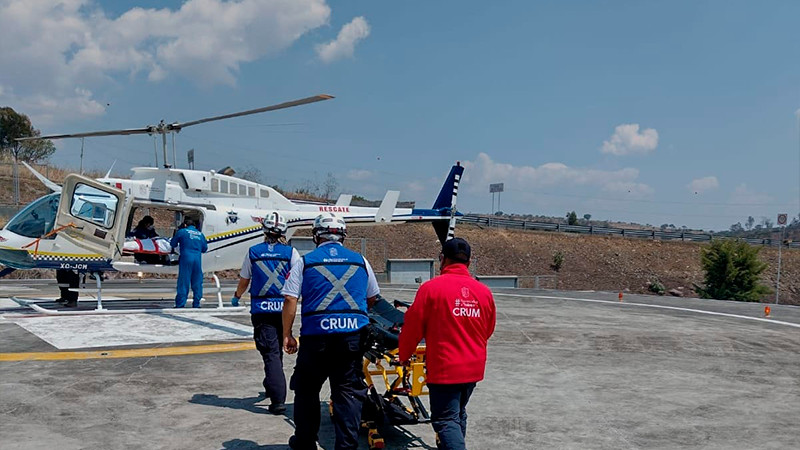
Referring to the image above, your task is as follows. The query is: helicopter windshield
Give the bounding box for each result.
[4,193,60,238]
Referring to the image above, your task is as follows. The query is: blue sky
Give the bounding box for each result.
[2,0,800,231]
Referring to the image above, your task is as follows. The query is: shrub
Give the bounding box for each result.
[551,251,564,272]
[695,239,771,302]
[648,277,665,295]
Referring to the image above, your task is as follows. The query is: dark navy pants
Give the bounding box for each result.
[289,330,367,450]
[428,382,477,450]
[251,313,286,404]
[56,269,79,303]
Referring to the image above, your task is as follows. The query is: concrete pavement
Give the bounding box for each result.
[1,281,799,449]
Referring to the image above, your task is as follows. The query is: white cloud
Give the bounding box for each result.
[601,123,659,156]
[687,176,719,194]
[0,0,331,125]
[403,180,427,195]
[316,16,370,63]
[461,152,654,198]
[347,169,374,181]
[730,184,773,205]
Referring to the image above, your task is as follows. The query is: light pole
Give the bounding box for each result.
[776,213,788,304]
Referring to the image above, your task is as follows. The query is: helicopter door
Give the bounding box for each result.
[54,174,129,259]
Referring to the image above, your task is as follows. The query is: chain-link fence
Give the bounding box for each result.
[0,161,55,206]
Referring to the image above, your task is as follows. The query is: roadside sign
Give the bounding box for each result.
[777,213,787,226]
[489,183,504,193]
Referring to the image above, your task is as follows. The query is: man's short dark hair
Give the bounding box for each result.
[183,218,195,228]
[441,237,471,263]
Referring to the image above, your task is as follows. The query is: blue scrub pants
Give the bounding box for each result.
[428,382,476,450]
[175,252,203,308]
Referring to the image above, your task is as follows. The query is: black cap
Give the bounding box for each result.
[442,237,471,263]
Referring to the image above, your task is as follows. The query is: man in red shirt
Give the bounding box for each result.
[398,237,496,450]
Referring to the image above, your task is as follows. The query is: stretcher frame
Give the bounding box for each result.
[361,345,429,449]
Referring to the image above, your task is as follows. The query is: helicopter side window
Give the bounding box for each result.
[70,183,119,229]
[248,186,255,197]
[211,178,219,192]
[4,193,60,238]
[260,189,270,198]
[239,184,247,196]
[229,182,238,195]
[220,180,228,193]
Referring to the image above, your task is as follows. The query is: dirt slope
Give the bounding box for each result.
[2,163,796,305]
[343,222,800,305]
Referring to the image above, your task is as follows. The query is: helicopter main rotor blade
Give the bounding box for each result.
[15,94,334,142]
[16,127,154,141]
[174,94,334,130]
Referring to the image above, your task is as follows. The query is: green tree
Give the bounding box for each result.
[566,211,578,225]
[0,107,55,163]
[583,213,591,222]
[695,239,770,302]
[1,107,56,204]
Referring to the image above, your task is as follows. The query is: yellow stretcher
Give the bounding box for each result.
[327,297,429,449]
[361,296,430,449]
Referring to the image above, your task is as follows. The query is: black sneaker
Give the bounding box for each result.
[268,402,286,415]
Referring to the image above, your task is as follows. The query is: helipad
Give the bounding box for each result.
[1,280,799,449]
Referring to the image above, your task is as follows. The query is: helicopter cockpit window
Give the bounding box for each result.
[5,193,60,238]
[260,189,270,198]
[70,183,119,229]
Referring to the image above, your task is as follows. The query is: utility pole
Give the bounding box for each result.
[776,226,783,305]
[776,213,788,304]
[79,138,84,174]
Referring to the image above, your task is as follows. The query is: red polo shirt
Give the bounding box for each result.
[398,263,496,384]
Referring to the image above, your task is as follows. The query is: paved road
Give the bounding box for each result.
[1,281,799,449]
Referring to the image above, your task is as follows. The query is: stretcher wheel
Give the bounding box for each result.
[368,428,385,449]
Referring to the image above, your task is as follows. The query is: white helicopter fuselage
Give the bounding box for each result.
[0,164,462,276]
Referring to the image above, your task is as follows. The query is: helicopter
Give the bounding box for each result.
[0,94,463,311]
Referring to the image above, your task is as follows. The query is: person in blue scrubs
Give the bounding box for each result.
[170,218,208,308]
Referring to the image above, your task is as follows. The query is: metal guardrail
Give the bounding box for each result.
[459,214,800,248]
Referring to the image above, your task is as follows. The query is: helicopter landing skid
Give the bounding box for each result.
[9,272,243,315]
